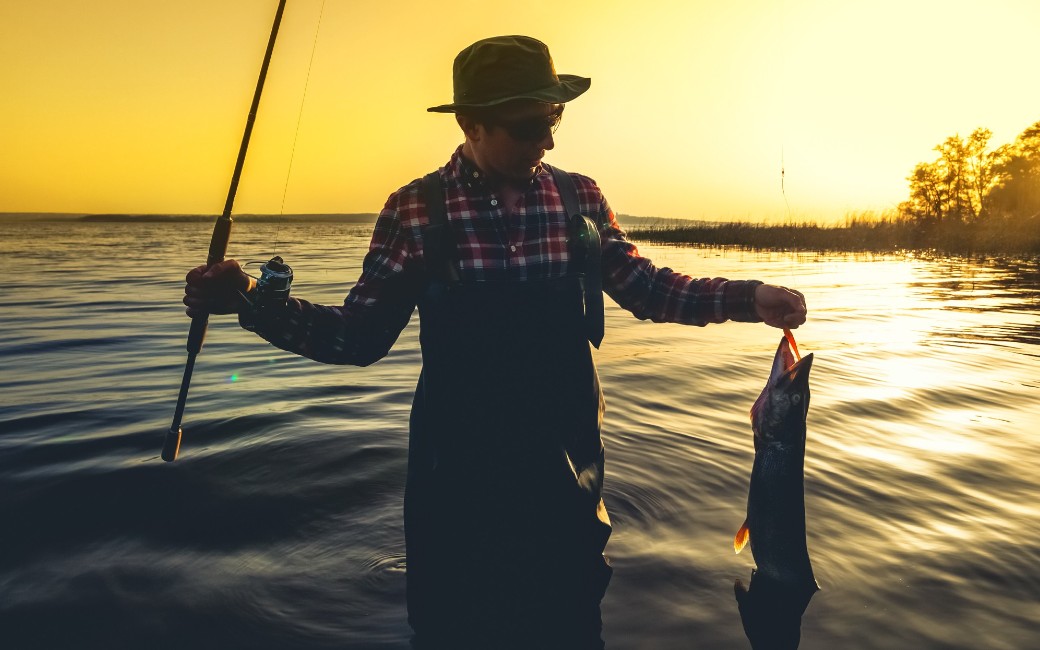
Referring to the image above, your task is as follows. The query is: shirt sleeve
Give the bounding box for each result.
[238,189,423,365]
[587,189,763,326]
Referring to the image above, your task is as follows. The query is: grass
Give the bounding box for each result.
[626,213,1040,257]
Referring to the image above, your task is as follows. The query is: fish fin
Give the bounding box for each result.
[734,519,750,554]
[734,578,748,604]
[783,328,802,361]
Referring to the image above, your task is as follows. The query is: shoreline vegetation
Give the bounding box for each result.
[626,212,1040,257]
[630,119,1040,258]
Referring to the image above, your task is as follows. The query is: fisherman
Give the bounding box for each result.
[183,35,806,649]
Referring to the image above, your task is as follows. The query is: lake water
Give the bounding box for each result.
[2,221,1038,649]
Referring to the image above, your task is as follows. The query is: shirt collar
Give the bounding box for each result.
[445,144,551,190]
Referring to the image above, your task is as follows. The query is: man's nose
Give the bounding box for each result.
[538,131,555,151]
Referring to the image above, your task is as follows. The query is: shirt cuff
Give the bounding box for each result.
[238,289,294,333]
[724,280,763,323]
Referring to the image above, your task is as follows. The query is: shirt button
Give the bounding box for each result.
[490,199,498,206]
[510,245,517,252]
[472,171,479,178]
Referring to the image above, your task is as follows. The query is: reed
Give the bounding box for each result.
[627,213,1040,257]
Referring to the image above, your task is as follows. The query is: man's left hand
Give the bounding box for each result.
[754,284,806,329]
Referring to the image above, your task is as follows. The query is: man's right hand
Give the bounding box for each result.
[183,259,255,318]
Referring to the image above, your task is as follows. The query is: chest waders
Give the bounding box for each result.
[405,167,612,647]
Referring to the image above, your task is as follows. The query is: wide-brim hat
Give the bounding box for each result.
[427,35,590,113]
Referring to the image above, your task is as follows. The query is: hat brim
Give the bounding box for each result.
[427,74,591,113]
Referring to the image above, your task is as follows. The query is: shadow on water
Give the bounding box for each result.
[734,569,818,650]
[408,571,609,650]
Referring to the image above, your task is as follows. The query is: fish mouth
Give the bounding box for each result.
[770,336,813,388]
[750,336,814,420]
[783,351,813,392]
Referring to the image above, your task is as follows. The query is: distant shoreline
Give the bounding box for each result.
[0,212,695,228]
[0,213,381,224]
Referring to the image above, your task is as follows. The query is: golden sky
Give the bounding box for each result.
[2,0,1038,222]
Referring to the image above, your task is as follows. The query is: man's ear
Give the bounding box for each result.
[456,114,482,141]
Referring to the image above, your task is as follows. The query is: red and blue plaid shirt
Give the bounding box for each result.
[243,146,762,364]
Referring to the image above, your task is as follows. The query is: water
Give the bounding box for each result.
[2,221,1038,649]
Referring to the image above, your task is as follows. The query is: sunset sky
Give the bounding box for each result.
[3,0,1038,222]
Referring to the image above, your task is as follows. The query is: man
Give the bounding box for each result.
[184,35,806,649]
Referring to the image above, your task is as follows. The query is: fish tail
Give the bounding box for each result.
[734,519,750,554]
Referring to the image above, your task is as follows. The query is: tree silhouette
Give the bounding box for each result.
[902,122,1039,224]
[989,121,1040,219]
[900,128,1008,223]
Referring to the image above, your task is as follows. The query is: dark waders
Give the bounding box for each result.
[406,168,612,649]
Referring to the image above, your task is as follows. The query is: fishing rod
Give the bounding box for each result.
[162,0,288,462]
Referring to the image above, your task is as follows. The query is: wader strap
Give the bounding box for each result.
[422,167,604,347]
[422,172,460,284]
[551,166,604,348]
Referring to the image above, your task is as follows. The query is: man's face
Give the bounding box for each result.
[464,102,563,183]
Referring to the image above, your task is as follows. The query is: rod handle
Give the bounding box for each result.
[187,313,209,356]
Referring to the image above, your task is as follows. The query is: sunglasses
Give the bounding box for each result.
[488,108,564,142]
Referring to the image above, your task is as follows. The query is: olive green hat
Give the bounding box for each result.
[427,35,591,113]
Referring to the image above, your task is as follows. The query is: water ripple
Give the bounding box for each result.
[3,226,1039,648]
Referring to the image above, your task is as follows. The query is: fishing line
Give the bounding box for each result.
[778,0,792,223]
[278,0,327,225]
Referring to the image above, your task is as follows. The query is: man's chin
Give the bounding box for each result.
[522,161,543,177]
[504,168,538,183]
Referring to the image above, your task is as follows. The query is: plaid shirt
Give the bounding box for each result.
[242,146,762,365]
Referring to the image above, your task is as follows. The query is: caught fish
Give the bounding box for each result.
[733,332,818,649]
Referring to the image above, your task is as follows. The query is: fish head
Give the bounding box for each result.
[750,337,813,446]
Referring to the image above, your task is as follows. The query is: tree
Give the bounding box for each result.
[901,128,1010,223]
[989,121,1040,219]
[964,128,1009,220]
[900,161,947,223]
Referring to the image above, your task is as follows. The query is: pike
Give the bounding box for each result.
[733,331,818,649]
